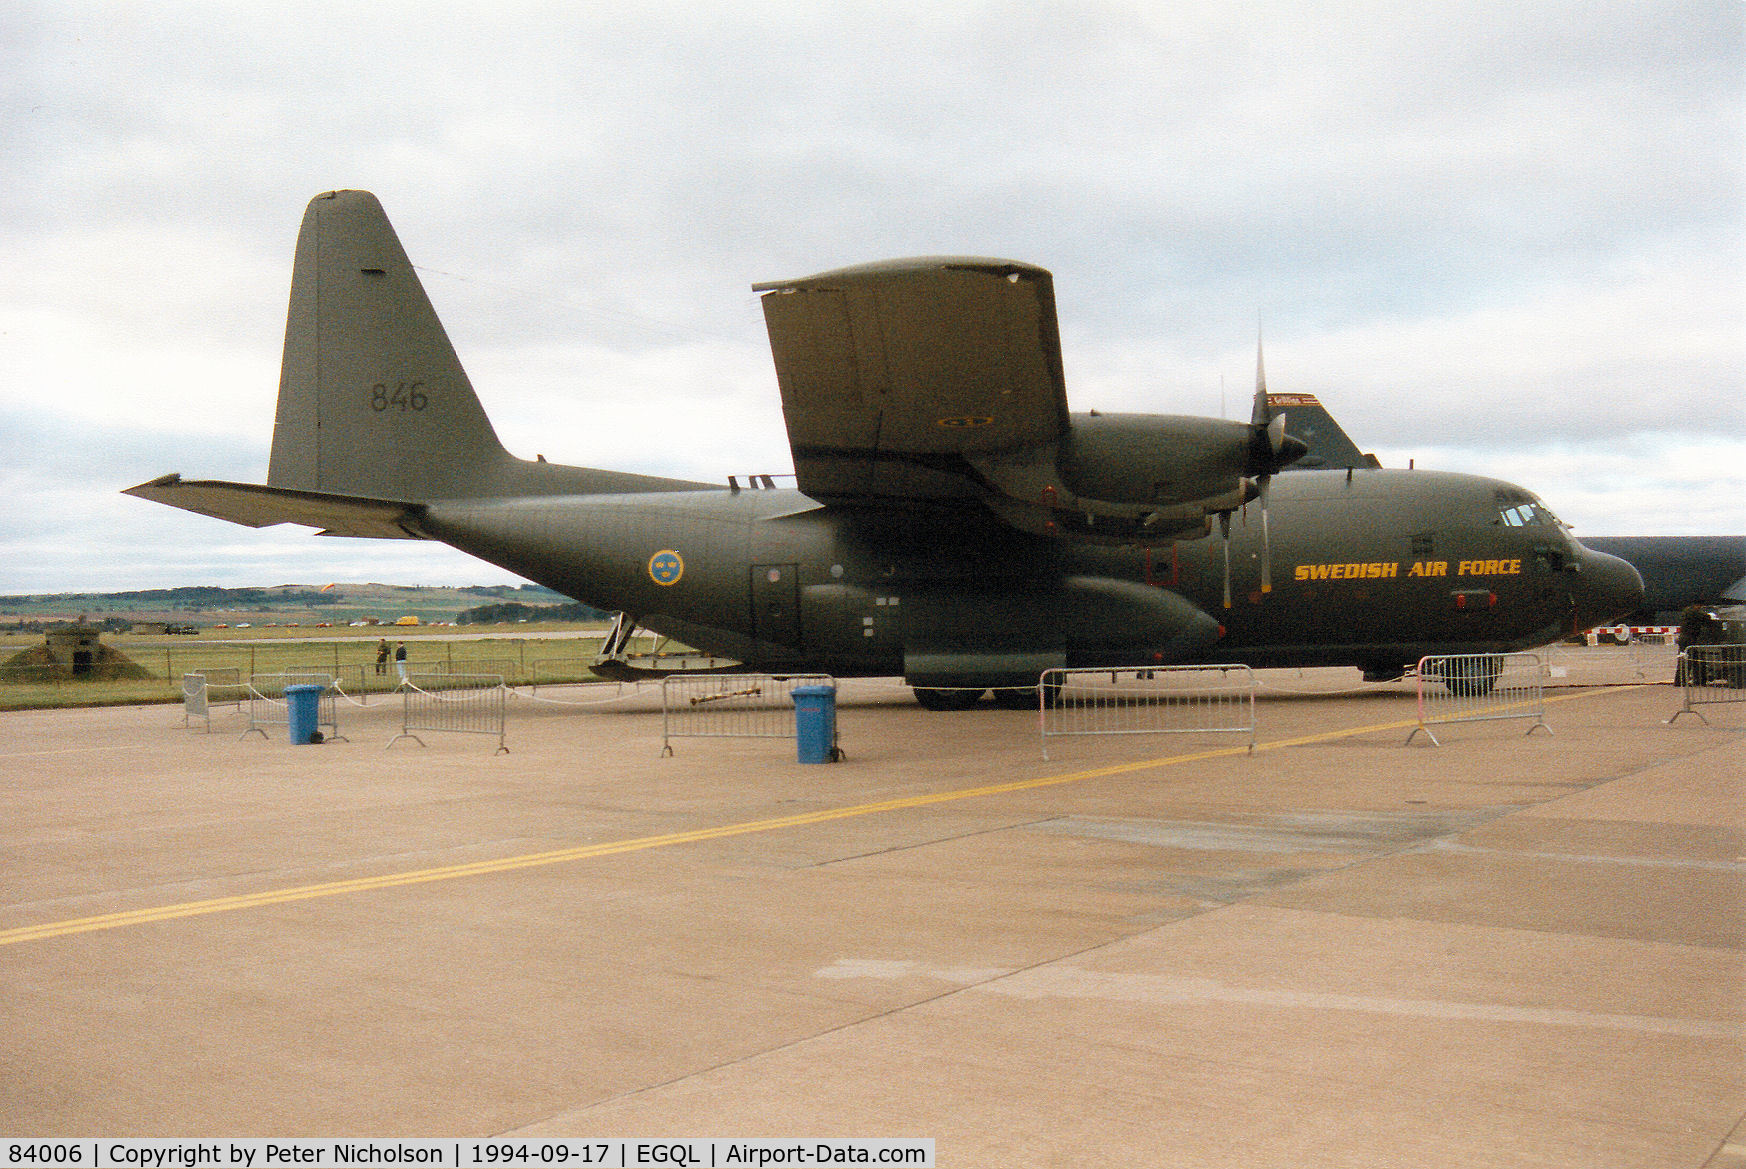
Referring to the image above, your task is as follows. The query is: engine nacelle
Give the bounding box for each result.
[1057,413,1254,507]
[969,412,1268,545]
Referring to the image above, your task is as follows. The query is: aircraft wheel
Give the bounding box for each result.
[990,687,1036,710]
[1444,654,1501,697]
[913,686,984,711]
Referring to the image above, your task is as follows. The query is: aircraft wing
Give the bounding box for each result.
[123,475,429,539]
[755,258,1071,505]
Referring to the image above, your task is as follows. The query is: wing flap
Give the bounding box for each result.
[123,475,428,540]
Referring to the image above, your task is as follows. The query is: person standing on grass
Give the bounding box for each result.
[395,642,407,683]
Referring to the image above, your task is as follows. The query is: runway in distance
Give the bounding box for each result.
[127,191,1644,707]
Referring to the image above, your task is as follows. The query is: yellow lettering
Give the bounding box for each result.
[1458,558,1522,577]
[1300,561,1407,582]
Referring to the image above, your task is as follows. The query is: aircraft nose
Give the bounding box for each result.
[1572,544,1644,629]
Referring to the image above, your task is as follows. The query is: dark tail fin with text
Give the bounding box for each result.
[125,191,713,538]
[1266,391,1381,471]
[267,190,515,501]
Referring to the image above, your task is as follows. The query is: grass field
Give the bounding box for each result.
[0,624,623,710]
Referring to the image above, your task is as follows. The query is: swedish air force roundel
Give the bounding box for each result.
[648,550,684,586]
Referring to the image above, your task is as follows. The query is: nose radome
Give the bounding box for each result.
[1575,546,1645,628]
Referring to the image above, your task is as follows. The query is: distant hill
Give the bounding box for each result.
[0,583,594,629]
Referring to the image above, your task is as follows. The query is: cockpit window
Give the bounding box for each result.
[1498,502,1563,528]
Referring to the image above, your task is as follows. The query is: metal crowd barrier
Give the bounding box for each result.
[283,662,371,702]
[242,673,344,742]
[388,673,509,753]
[398,657,522,684]
[1668,645,1746,725]
[660,673,833,756]
[1407,652,1549,746]
[186,666,244,712]
[182,673,211,732]
[531,657,602,693]
[1038,665,1257,760]
[1540,639,1677,685]
[197,666,244,707]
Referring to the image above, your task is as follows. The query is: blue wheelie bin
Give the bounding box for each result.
[284,683,325,744]
[791,684,839,764]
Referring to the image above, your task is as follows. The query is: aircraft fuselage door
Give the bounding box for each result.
[752,563,801,646]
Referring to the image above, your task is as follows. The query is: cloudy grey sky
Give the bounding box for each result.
[4,1,1741,594]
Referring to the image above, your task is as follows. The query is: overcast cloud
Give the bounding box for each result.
[3,0,1741,593]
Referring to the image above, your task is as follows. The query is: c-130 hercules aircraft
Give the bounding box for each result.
[127,190,1643,708]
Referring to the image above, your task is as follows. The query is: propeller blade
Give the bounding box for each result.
[1219,510,1233,609]
[1259,475,1272,594]
[1246,334,1302,475]
[1258,411,1285,594]
[1250,332,1270,428]
[1247,334,1296,595]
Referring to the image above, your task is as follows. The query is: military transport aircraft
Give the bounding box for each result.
[126,190,1643,708]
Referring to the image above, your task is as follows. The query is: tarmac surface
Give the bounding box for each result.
[1,650,1741,1167]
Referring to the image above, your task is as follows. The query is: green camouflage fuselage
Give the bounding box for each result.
[425,467,1637,686]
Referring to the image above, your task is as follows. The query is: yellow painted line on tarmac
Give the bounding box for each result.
[0,685,1644,947]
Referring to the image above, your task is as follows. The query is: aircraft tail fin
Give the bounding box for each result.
[1265,392,1382,471]
[267,190,516,501]
[127,193,716,539]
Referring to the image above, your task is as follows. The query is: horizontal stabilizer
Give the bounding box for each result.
[123,475,428,540]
